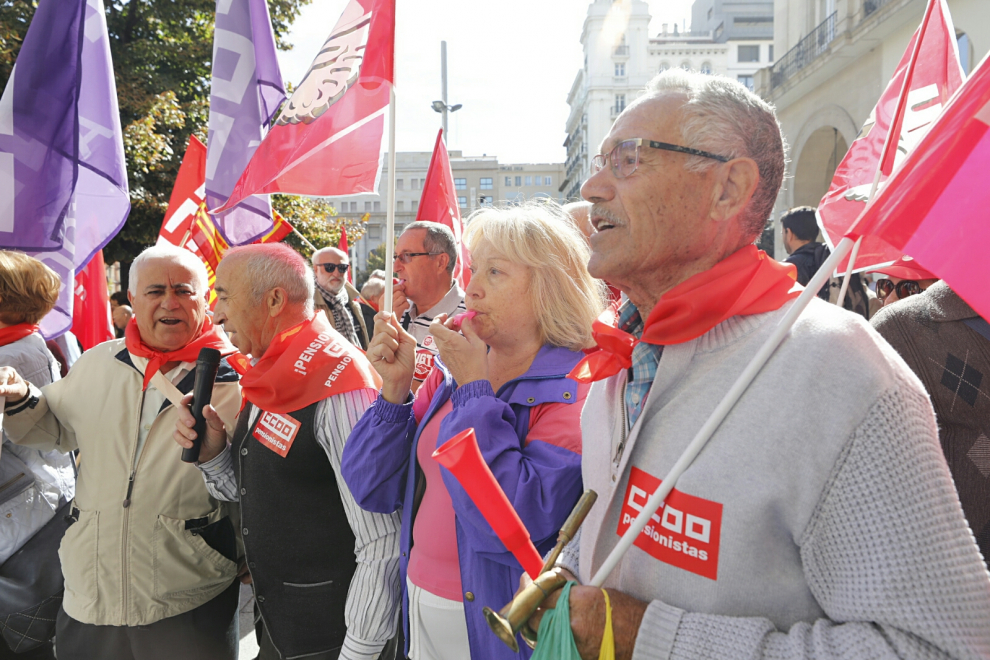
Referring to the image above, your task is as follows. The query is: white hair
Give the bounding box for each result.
[639,69,787,237]
[311,246,348,264]
[224,243,315,315]
[128,244,209,296]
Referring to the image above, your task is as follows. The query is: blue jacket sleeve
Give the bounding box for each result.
[340,393,417,515]
[437,379,583,568]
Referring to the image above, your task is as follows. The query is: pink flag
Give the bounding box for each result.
[416,129,470,288]
[817,0,963,274]
[849,51,990,321]
[212,0,394,214]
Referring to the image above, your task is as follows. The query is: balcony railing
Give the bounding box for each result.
[863,0,894,19]
[613,45,630,57]
[770,12,837,90]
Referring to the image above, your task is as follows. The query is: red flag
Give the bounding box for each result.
[849,50,990,322]
[212,0,395,215]
[71,250,114,350]
[337,227,354,283]
[416,129,470,288]
[159,136,209,254]
[817,0,963,274]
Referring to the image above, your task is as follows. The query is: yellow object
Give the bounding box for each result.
[598,589,615,660]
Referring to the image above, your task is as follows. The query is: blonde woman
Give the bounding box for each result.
[342,202,605,660]
[0,251,75,660]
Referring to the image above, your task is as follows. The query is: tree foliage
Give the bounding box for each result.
[0,0,367,267]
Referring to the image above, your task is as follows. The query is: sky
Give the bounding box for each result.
[275,0,696,165]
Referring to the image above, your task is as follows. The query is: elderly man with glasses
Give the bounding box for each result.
[382,222,465,392]
[524,70,990,660]
[312,247,375,350]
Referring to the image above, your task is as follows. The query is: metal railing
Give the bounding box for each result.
[770,12,837,90]
[863,0,894,19]
[613,45,629,56]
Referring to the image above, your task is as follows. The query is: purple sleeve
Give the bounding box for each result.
[340,393,418,514]
[437,379,583,567]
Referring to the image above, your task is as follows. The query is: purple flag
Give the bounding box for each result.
[206,0,286,246]
[0,0,130,338]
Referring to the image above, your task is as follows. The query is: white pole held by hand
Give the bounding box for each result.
[589,236,856,587]
[383,86,398,316]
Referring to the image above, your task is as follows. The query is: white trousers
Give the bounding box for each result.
[407,577,471,660]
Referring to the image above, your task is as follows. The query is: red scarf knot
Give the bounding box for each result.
[569,246,800,383]
[124,316,237,390]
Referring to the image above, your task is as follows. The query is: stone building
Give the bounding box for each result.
[757,0,988,259]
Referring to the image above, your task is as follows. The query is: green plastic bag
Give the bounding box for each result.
[531,581,616,660]
[531,581,582,660]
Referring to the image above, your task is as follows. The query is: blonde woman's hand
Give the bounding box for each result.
[429,313,488,387]
[367,312,417,403]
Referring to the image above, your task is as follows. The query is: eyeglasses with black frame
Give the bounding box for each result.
[592,138,730,179]
[317,263,350,274]
[393,252,442,264]
[876,278,923,302]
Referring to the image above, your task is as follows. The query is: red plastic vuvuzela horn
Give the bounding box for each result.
[433,428,543,579]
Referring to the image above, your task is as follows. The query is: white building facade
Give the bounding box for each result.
[757,0,989,259]
[561,0,774,200]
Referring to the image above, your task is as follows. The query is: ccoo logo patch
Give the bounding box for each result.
[617,467,723,580]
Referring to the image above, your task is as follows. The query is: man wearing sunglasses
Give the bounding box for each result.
[528,69,990,660]
[312,247,374,350]
[870,260,939,308]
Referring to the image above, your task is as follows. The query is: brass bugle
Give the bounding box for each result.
[483,490,598,652]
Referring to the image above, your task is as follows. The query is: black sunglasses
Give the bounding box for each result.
[876,278,922,301]
[317,263,350,274]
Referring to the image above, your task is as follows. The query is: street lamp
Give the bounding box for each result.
[431,41,462,136]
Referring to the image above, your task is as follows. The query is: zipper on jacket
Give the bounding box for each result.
[120,388,147,622]
[0,473,26,495]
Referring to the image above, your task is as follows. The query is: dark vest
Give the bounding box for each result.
[234,401,357,659]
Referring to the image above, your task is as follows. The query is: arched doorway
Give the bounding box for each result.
[793,126,848,208]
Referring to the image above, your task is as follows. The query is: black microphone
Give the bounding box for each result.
[181,347,222,463]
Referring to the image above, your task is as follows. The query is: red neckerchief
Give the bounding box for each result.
[124,316,237,390]
[0,323,40,348]
[238,311,382,414]
[570,246,801,383]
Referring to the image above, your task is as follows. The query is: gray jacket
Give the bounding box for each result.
[0,333,75,564]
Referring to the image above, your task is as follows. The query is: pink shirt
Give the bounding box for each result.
[407,398,463,601]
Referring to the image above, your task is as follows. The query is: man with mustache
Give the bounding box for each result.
[173,244,401,660]
[0,245,243,660]
[527,70,990,660]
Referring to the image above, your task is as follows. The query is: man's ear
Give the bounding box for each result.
[710,157,760,224]
[435,253,450,275]
[127,290,134,305]
[266,287,288,318]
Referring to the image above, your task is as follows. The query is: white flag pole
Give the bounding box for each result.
[590,236,856,588]
[835,0,935,306]
[383,85,397,316]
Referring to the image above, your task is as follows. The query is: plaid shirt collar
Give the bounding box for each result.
[617,300,662,430]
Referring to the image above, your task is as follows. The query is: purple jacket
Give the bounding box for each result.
[341,344,587,659]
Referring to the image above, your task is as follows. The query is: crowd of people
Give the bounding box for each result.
[0,68,988,660]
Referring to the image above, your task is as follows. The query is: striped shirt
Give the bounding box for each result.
[400,283,466,383]
[199,388,401,660]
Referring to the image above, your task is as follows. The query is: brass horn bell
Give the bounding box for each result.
[483,490,598,652]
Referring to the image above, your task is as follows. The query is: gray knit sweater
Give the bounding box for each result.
[563,298,990,660]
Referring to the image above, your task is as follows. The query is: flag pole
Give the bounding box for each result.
[591,235,857,587]
[383,85,398,315]
[835,0,937,305]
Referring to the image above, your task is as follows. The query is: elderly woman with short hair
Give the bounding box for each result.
[0,251,75,660]
[342,202,605,660]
